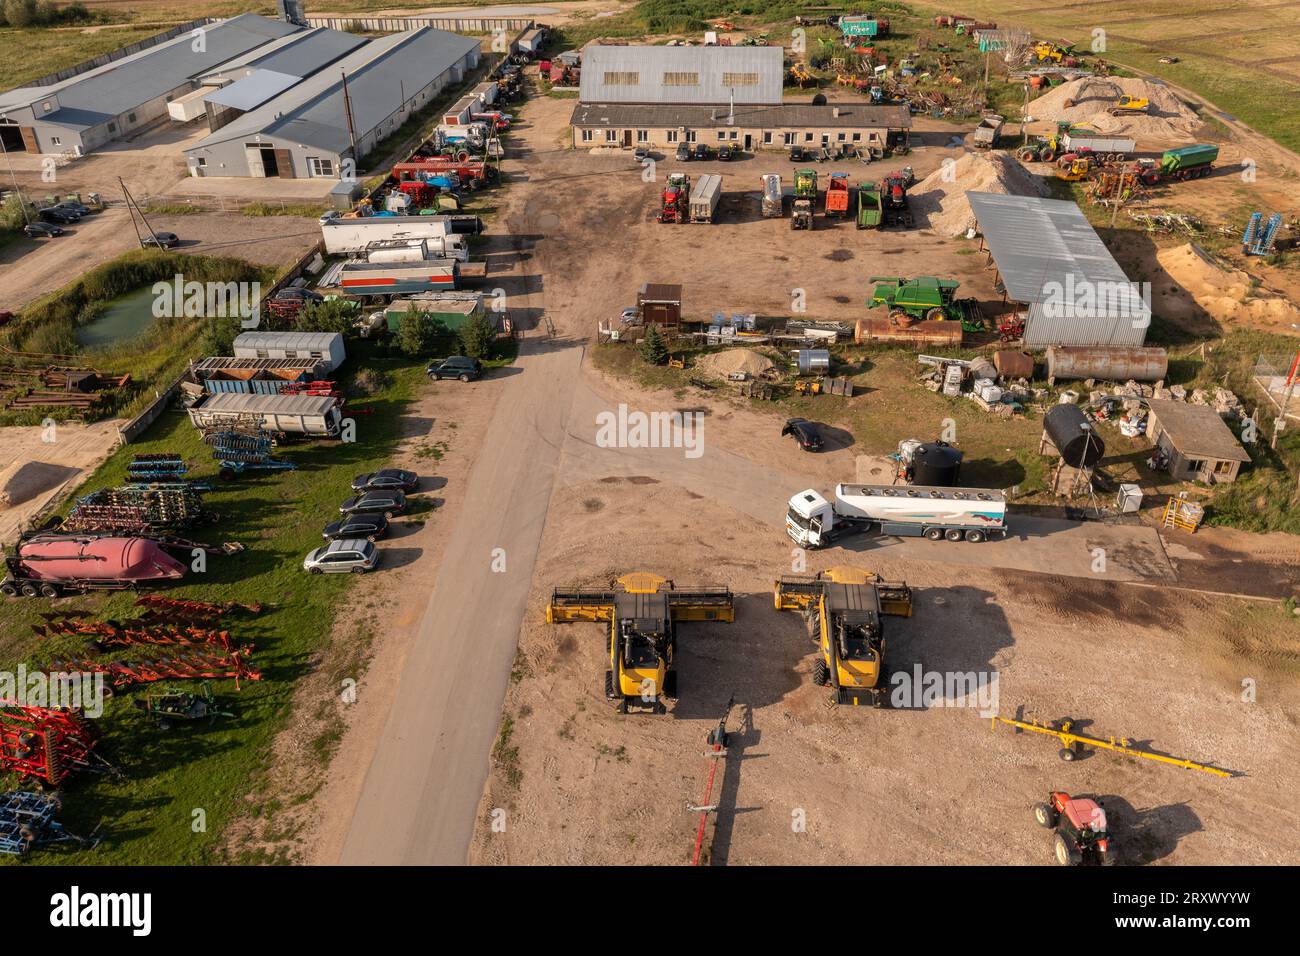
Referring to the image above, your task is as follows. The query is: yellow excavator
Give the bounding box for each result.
[773,566,912,706]
[547,572,734,713]
[1107,95,1149,116]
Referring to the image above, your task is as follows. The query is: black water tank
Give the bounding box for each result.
[1044,404,1105,468]
[911,442,963,486]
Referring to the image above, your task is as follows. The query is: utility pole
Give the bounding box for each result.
[0,123,31,225]
[1271,351,1300,450]
[341,69,358,166]
[118,176,159,248]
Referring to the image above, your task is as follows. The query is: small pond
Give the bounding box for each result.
[76,287,160,349]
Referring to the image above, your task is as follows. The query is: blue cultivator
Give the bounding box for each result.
[205,431,298,481]
[1242,211,1283,256]
[0,792,98,856]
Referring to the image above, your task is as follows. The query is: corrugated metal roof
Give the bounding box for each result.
[198,392,339,415]
[570,101,910,130]
[204,70,302,112]
[2,15,298,129]
[233,331,343,351]
[189,28,480,154]
[579,45,784,105]
[967,192,1150,336]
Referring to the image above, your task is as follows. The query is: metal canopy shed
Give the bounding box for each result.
[967,192,1151,348]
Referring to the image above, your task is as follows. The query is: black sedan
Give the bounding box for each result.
[351,469,419,493]
[24,222,64,238]
[142,231,179,248]
[339,490,407,517]
[782,418,824,452]
[323,514,390,542]
[675,143,691,162]
[692,143,711,161]
[39,207,79,224]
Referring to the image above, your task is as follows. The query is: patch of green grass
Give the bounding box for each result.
[0,347,427,864]
[241,202,327,218]
[140,202,204,216]
[492,714,523,790]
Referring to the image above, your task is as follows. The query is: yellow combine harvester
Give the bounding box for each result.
[546,572,734,714]
[773,566,912,706]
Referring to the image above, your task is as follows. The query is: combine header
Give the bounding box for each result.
[773,566,912,706]
[546,572,734,713]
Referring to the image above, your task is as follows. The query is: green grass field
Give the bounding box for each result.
[0,348,427,864]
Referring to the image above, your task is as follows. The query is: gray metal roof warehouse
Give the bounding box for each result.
[579,45,786,104]
[0,14,299,153]
[967,192,1152,348]
[185,27,481,177]
[571,102,911,131]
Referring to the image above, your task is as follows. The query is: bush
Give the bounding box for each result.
[397,312,449,358]
[640,325,669,365]
[3,0,36,27]
[296,298,357,336]
[457,313,496,359]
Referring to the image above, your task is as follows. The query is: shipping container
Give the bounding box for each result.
[187,393,343,437]
[338,259,460,297]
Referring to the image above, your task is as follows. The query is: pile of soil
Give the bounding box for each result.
[694,348,776,379]
[1154,243,1300,330]
[1030,77,1202,142]
[909,152,1049,237]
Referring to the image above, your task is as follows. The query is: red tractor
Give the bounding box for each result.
[658,174,689,224]
[1034,791,1116,866]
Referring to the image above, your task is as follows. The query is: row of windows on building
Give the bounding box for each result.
[579,128,874,145]
[602,71,761,86]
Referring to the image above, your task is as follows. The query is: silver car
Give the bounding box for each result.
[303,538,380,574]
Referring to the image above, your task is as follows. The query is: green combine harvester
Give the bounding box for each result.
[869,276,985,331]
[856,183,882,229]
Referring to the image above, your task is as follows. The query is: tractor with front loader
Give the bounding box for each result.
[1033,791,1117,866]
[773,566,912,706]
[546,572,734,713]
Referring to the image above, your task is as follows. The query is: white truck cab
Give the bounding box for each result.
[787,484,1007,549]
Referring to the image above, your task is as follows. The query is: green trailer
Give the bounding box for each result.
[856,183,882,229]
[1158,144,1218,178]
[868,276,984,331]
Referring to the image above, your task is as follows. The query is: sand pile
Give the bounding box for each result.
[1030,77,1202,142]
[694,348,775,379]
[1154,243,1300,329]
[910,151,1049,236]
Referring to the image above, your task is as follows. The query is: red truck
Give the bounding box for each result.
[824,173,851,218]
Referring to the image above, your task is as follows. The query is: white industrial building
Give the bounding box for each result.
[184,27,481,178]
[571,44,910,154]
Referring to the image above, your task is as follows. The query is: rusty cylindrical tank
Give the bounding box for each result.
[993,350,1035,380]
[1046,346,1168,383]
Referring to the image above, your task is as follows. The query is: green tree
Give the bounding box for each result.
[296,298,357,336]
[398,311,448,358]
[457,312,496,359]
[640,325,669,366]
[4,0,37,27]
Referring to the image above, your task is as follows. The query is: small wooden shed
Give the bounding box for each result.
[1146,400,1250,484]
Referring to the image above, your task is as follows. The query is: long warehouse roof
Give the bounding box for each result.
[570,101,911,129]
[579,45,785,105]
[189,28,480,154]
[967,191,1150,322]
[0,14,298,129]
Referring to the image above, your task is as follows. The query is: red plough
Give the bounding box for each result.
[133,595,263,620]
[50,649,262,690]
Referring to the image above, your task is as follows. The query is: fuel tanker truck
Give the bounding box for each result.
[3,532,194,598]
[786,483,1008,549]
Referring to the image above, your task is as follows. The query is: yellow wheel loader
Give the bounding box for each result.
[773,566,912,706]
[547,572,734,714]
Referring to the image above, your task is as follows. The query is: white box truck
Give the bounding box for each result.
[786,483,1007,548]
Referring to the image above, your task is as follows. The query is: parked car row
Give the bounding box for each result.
[674,143,743,162]
[303,469,420,574]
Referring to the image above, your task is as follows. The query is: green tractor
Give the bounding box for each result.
[869,276,985,332]
[1017,121,1072,164]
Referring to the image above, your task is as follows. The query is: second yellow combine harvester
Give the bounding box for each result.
[547,572,734,714]
[774,566,912,706]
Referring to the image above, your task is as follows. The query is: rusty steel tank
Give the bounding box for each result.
[1046,346,1168,383]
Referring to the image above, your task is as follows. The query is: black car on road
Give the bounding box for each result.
[322,514,390,542]
[339,490,407,517]
[426,356,483,381]
[39,207,79,224]
[351,469,419,493]
[142,231,180,248]
[782,418,824,452]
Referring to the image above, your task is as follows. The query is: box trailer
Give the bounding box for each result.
[689,174,722,223]
[188,393,344,438]
[338,259,460,297]
[786,483,1008,548]
[322,216,450,254]
[1061,131,1135,160]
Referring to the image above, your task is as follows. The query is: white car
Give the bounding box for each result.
[303,538,379,574]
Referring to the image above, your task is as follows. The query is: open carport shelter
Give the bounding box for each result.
[967,192,1152,348]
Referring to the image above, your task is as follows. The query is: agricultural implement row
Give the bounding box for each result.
[50,648,262,690]
[0,703,116,786]
[33,615,244,653]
